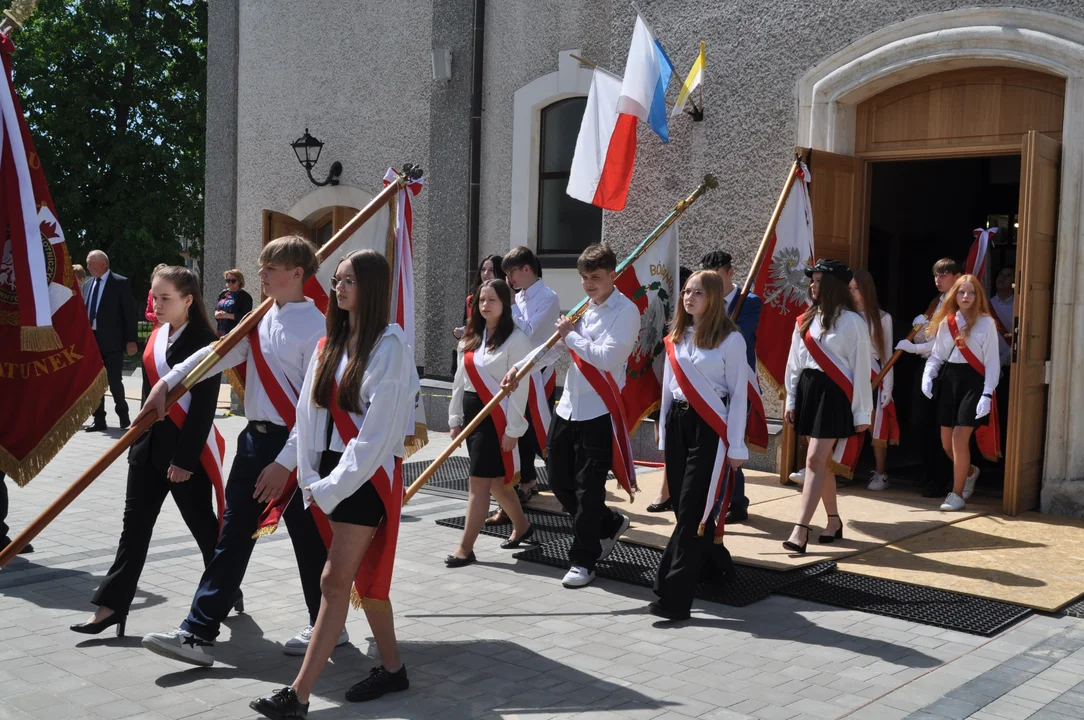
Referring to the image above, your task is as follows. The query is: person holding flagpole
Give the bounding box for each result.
[921,275,1001,512]
[502,244,640,589]
[72,267,224,637]
[250,249,420,716]
[651,270,748,621]
[445,278,536,567]
[783,260,872,554]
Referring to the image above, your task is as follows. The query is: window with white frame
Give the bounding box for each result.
[536,97,602,255]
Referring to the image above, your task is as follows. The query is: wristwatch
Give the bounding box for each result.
[982,392,993,399]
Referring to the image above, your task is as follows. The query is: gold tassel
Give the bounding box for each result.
[21,326,63,353]
[360,596,393,613]
[0,369,108,485]
[757,357,785,400]
[827,458,854,479]
[223,367,246,405]
[628,400,660,438]
[403,421,429,459]
[350,586,364,610]
[384,194,398,262]
[697,523,706,537]
[713,536,725,545]
[251,524,279,540]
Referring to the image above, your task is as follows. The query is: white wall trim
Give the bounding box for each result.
[796,7,1084,492]
[509,50,594,251]
[287,185,377,225]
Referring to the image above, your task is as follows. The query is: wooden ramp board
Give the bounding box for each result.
[838,512,1084,612]
[526,470,995,570]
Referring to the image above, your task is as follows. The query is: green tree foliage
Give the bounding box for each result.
[12,0,206,303]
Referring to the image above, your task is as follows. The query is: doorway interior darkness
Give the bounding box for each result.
[864,155,1021,485]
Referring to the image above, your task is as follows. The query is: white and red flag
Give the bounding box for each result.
[965,226,997,285]
[751,163,814,395]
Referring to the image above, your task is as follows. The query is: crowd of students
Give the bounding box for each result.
[62,235,1010,718]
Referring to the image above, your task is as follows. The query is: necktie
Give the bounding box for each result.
[88,278,101,326]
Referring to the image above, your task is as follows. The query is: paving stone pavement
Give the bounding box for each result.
[2,372,1083,719]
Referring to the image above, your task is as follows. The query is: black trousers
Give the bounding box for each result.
[911,367,949,491]
[182,424,327,640]
[93,342,129,424]
[546,413,623,571]
[92,462,220,613]
[0,471,8,541]
[654,404,733,613]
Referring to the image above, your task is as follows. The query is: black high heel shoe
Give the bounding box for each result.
[819,514,844,544]
[783,524,811,554]
[646,499,673,513]
[500,524,535,549]
[70,612,127,638]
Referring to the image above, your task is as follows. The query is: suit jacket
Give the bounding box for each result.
[83,271,138,353]
[729,292,762,372]
[128,323,222,475]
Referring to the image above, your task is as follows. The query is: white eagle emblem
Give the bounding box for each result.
[763,246,810,309]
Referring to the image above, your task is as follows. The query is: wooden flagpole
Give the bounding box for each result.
[402,173,720,506]
[872,295,940,388]
[0,165,423,567]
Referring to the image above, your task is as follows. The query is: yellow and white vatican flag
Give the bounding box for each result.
[670,41,705,117]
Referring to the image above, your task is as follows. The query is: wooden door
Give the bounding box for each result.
[262,210,310,247]
[1004,131,1060,515]
[806,148,862,267]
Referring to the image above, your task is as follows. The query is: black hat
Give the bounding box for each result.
[805,258,853,284]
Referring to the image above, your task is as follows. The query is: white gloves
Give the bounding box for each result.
[976,396,991,419]
[896,339,917,354]
[879,390,893,408]
[921,375,934,399]
[912,314,928,328]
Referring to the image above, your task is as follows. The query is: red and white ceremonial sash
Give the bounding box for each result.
[541,365,557,399]
[325,339,403,610]
[870,355,900,447]
[567,349,637,500]
[746,375,769,453]
[947,315,1002,462]
[462,331,521,486]
[664,337,734,543]
[798,315,861,479]
[142,325,226,528]
[527,371,552,456]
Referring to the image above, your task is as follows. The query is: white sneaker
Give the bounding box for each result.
[283,625,349,656]
[867,472,889,491]
[562,565,595,588]
[789,469,806,486]
[598,513,631,561]
[940,493,966,512]
[141,628,215,667]
[962,465,980,500]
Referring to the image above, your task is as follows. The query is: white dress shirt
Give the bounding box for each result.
[520,288,640,422]
[512,280,561,354]
[911,294,945,358]
[167,322,188,346]
[86,269,111,330]
[295,325,420,514]
[449,327,532,437]
[162,299,326,471]
[659,329,749,459]
[784,310,874,427]
[990,293,1014,366]
[862,310,894,400]
[922,312,1001,396]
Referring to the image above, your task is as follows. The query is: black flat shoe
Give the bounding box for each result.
[725,506,748,523]
[83,422,107,433]
[819,514,844,544]
[232,590,244,614]
[500,525,535,549]
[250,687,308,719]
[783,524,811,554]
[646,499,673,513]
[0,538,33,554]
[70,612,127,637]
[444,551,476,568]
[345,665,409,702]
[648,601,690,622]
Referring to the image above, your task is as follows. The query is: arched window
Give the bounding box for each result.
[537,98,602,256]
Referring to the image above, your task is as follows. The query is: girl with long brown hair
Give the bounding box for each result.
[783,260,872,554]
[849,269,897,491]
[446,278,535,567]
[921,274,1000,512]
[251,249,421,716]
[651,270,749,621]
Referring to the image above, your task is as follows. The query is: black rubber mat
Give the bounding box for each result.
[509,535,835,607]
[778,571,1033,636]
[1061,597,1084,619]
[435,509,574,545]
[403,457,551,496]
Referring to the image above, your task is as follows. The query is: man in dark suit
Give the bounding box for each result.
[701,251,762,524]
[83,250,138,431]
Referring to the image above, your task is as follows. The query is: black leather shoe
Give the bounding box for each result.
[70,612,127,637]
[0,537,33,554]
[345,665,409,702]
[232,590,244,614]
[118,417,131,430]
[725,506,749,523]
[84,421,107,433]
[250,687,308,719]
[646,499,673,513]
[444,551,476,568]
[500,525,535,549]
[648,601,690,622]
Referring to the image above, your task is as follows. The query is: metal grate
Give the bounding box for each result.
[778,571,1033,636]
[1061,597,1084,619]
[403,457,552,498]
[434,510,574,546]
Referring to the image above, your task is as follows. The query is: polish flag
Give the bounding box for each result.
[965,226,997,284]
[566,15,673,212]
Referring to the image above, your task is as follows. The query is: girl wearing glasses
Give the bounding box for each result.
[215,268,253,336]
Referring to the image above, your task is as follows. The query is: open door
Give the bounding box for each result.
[1004,131,1060,515]
[262,209,310,247]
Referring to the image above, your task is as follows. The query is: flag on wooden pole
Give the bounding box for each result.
[670,40,705,118]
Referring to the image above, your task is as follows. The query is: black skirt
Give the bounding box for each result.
[318,450,386,527]
[795,369,856,439]
[937,363,990,429]
[463,391,507,478]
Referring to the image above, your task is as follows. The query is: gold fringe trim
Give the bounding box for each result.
[714,536,725,545]
[384,194,398,263]
[747,442,768,456]
[350,586,392,613]
[757,356,785,400]
[827,458,854,480]
[629,400,660,439]
[403,421,428,459]
[21,325,63,352]
[251,524,279,540]
[223,367,246,405]
[697,523,706,537]
[869,438,900,448]
[0,369,107,485]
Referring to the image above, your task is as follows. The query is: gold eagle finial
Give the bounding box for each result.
[3,0,39,29]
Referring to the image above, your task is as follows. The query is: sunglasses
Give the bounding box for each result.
[226,278,239,284]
